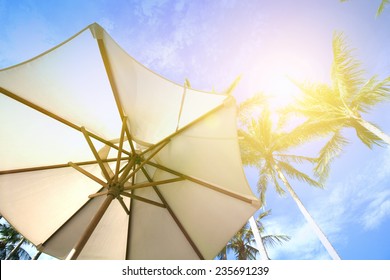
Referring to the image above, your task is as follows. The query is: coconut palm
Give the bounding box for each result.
[217,210,290,260]
[0,222,31,260]
[237,92,278,260]
[238,106,341,260]
[289,32,390,179]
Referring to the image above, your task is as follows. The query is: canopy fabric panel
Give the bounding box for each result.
[0,165,103,246]
[94,24,227,145]
[154,99,254,196]
[0,94,106,171]
[0,23,260,260]
[0,27,122,141]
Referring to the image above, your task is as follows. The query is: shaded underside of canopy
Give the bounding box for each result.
[0,23,259,259]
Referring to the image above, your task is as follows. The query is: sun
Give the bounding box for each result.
[235,59,307,110]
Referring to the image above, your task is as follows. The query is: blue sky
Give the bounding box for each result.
[1,0,390,260]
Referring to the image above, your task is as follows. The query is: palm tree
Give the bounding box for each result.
[289,32,390,179]
[238,106,341,260]
[237,92,276,260]
[218,210,290,260]
[0,222,31,260]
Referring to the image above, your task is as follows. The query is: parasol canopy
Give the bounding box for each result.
[0,23,260,260]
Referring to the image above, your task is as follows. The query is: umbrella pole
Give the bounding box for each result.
[66,194,114,260]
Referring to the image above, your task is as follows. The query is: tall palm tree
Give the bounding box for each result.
[289,32,390,179]
[237,92,278,260]
[238,107,341,260]
[218,210,290,260]
[0,222,31,260]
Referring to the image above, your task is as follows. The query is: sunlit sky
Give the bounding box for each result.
[1,0,390,260]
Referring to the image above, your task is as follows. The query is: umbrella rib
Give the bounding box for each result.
[0,157,129,175]
[119,157,136,182]
[138,138,170,157]
[113,116,128,183]
[68,162,108,187]
[135,96,231,157]
[124,139,170,182]
[145,99,229,153]
[66,194,115,260]
[117,196,130,214]
[124,125,137,155]
[96,37,138,156]
[146,162,259,206]
[88,190,109,198]
[175,83,188,132]
[120,192,166,208]
[96,38,125,119]
[122,177,184,191]
[81,127,111,181]
[140,167,205,260]
[125,186,135,260]
[118,161,130,176]
[40,186,106,252]
[0,87,131,156]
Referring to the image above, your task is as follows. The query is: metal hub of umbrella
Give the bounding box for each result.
[0,23,260,260]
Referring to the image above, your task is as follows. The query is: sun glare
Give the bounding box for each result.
[237,60,308,109]
[232,53,321,132]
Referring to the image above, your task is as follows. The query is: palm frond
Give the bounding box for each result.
[257,168,271,207]
[352,120,385,148]
[332,31,364,100]
[216,246,228,260]
[351,76,390,113]
[293,80,343,111]
[276,118,343,151]
[277,160,323,188]
[259,107,274,148]
[256,161,278,205]
[12,247,32,260]
[262,234,291,249]
[377,0,390,16]
[236,244,258,260]
[221,209,290,260]
[239,146,261,167]
[224,75,241,95]
[256,209,272,222]
[276,154,318,164]
[315,130,349,181]
[253,209,270,234]
[184,78,191,88]
[271,167,286,195]
[238,92,267,125]
[238,129,265,166]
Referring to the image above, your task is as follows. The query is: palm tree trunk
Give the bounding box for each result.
[5,237,25,260]
[358,118,390,145]
[274,163,341,260]
[32,250,42,260]
[249,216,270,260]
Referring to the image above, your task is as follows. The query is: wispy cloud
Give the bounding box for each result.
[99,17,115,33]
[361,193,390,230]
[264,147,390,259]
[332,148,390,231]
[265,217,330,260]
